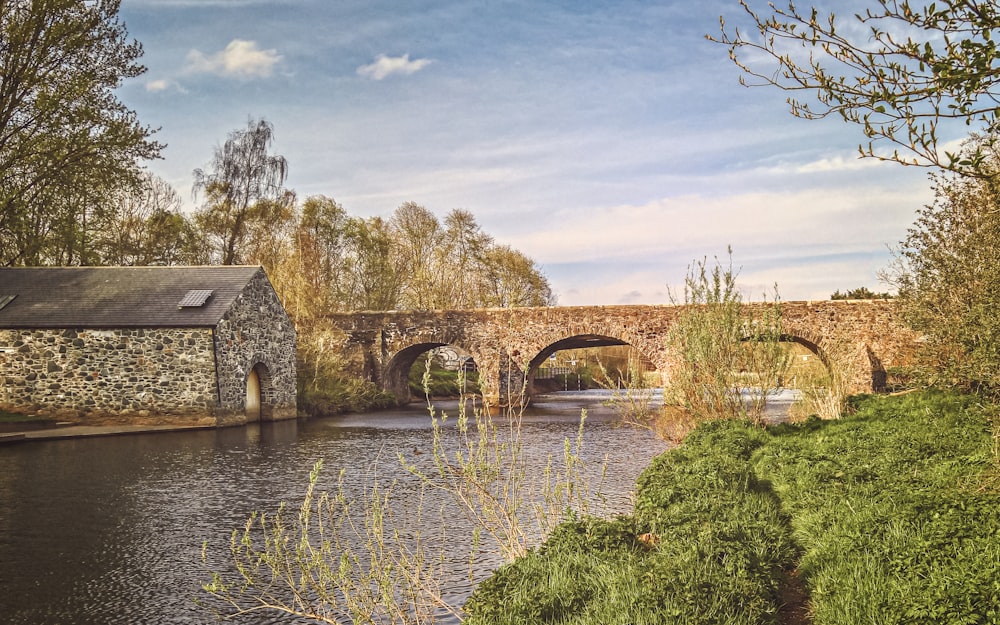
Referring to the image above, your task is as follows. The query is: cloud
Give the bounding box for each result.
[618,290,646,304]
[145,79,172,92]
[185,39,281,78]
[144,78,188,94]
[510,184,925,269]
[357,53,432,80]
[794,154,883,174]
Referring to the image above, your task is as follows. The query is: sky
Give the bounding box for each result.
[116,0,948,306]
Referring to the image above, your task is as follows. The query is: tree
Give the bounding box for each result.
[193,118,289,265]
[441,209,492,308]
[390,202,445,310]
[480,244,555,308]
[713,1,1000,173]
[884,133,1000,393]
[95,172,206,266]
[0,0,162,266]
[339,216,404,311]
[280,195,348,322]
[830,286,893,300]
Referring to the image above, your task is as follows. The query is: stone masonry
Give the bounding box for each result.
[0,266,297,426]
[213,269,297,422]
[0,328,218,424]
[325,300,919,406]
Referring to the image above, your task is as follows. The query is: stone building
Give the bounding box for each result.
[0,266,296,426]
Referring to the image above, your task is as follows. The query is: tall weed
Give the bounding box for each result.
[661,249,789,435]
[203,355,608,623]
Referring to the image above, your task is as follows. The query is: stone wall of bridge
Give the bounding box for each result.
[325,301,919,407]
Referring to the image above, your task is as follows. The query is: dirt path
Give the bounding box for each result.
[778,567,812,625]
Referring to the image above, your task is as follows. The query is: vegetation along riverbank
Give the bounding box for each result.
[465,390,1000,624]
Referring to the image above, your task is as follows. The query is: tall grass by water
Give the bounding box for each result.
[465,389,1000,624]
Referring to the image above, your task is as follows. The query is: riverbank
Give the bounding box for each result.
[0,421,217,444]
[464,389,1000,624]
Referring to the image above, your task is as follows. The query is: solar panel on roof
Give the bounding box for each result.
[0,294,15,311]
[178,289,213,308]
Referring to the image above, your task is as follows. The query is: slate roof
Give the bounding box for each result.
[0,266,264,328]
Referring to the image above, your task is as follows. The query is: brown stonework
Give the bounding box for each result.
[325,300,918,406]
[0,266,296,426]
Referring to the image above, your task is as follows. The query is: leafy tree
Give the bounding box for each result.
[193,118,289,265]
[95,172,206,265]
[480,244,555,308]
[280,195,348,322]
[339,216,404,311]
[441,209,493,308]
[884,133,1000,393]
[390,201,446,310]
[830,286,893,300]
[713,0,1000,173]
[0,0,162,265]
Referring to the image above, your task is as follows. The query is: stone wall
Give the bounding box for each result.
[325,300,920,405]
[0,328,218,425]
[213,269,297,422]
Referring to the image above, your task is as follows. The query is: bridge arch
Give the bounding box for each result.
[325,301,917,409]
[523,333,661,395]
[383,341,484,404]
[777,320,889,393]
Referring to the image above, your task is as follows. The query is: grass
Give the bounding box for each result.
[464,389,1000,624]
[407,359,480,397]
[0,408,49,423]
[759,391,1000,624]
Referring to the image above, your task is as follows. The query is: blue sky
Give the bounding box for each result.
[117,0,944,306]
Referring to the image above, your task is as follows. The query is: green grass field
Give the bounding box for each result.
[465,390,1000,624]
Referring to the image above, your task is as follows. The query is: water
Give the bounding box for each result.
[0,391,668,625]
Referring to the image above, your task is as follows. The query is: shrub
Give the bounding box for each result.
[660,249,789,436]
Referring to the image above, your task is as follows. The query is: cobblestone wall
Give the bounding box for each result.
[213,270,297,421]
[0,328,218,425]
[0,270,298,425]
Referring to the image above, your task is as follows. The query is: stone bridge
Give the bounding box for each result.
[325,301,918,407]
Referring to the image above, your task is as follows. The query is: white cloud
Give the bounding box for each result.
[357,53,432,80]
[794,154,883,174]
[145,79,172,92]
[511,185,925,268]
[185,39,282,78]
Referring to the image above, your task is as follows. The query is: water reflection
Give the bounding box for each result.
[0,392,667,625]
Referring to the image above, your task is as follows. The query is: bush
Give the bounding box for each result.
[297,374,395,417]
[661,249,789,435]
[887,135,1000,395]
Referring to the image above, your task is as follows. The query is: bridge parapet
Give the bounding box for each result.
[325,301,919,407]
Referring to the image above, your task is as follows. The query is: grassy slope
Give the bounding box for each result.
[759,391,1000,624]
[464,390,1000,625]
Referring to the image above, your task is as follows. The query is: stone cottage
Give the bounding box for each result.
[0,266,296,426]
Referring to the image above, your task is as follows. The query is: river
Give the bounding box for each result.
[0,391,670,625]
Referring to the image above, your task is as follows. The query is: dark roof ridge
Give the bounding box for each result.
[0,266,265,328]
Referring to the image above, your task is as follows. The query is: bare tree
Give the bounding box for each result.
[193,118,289,264]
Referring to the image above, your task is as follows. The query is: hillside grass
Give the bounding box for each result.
[464,390,1000,625]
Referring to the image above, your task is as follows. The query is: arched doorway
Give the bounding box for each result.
[245,367,262,421]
